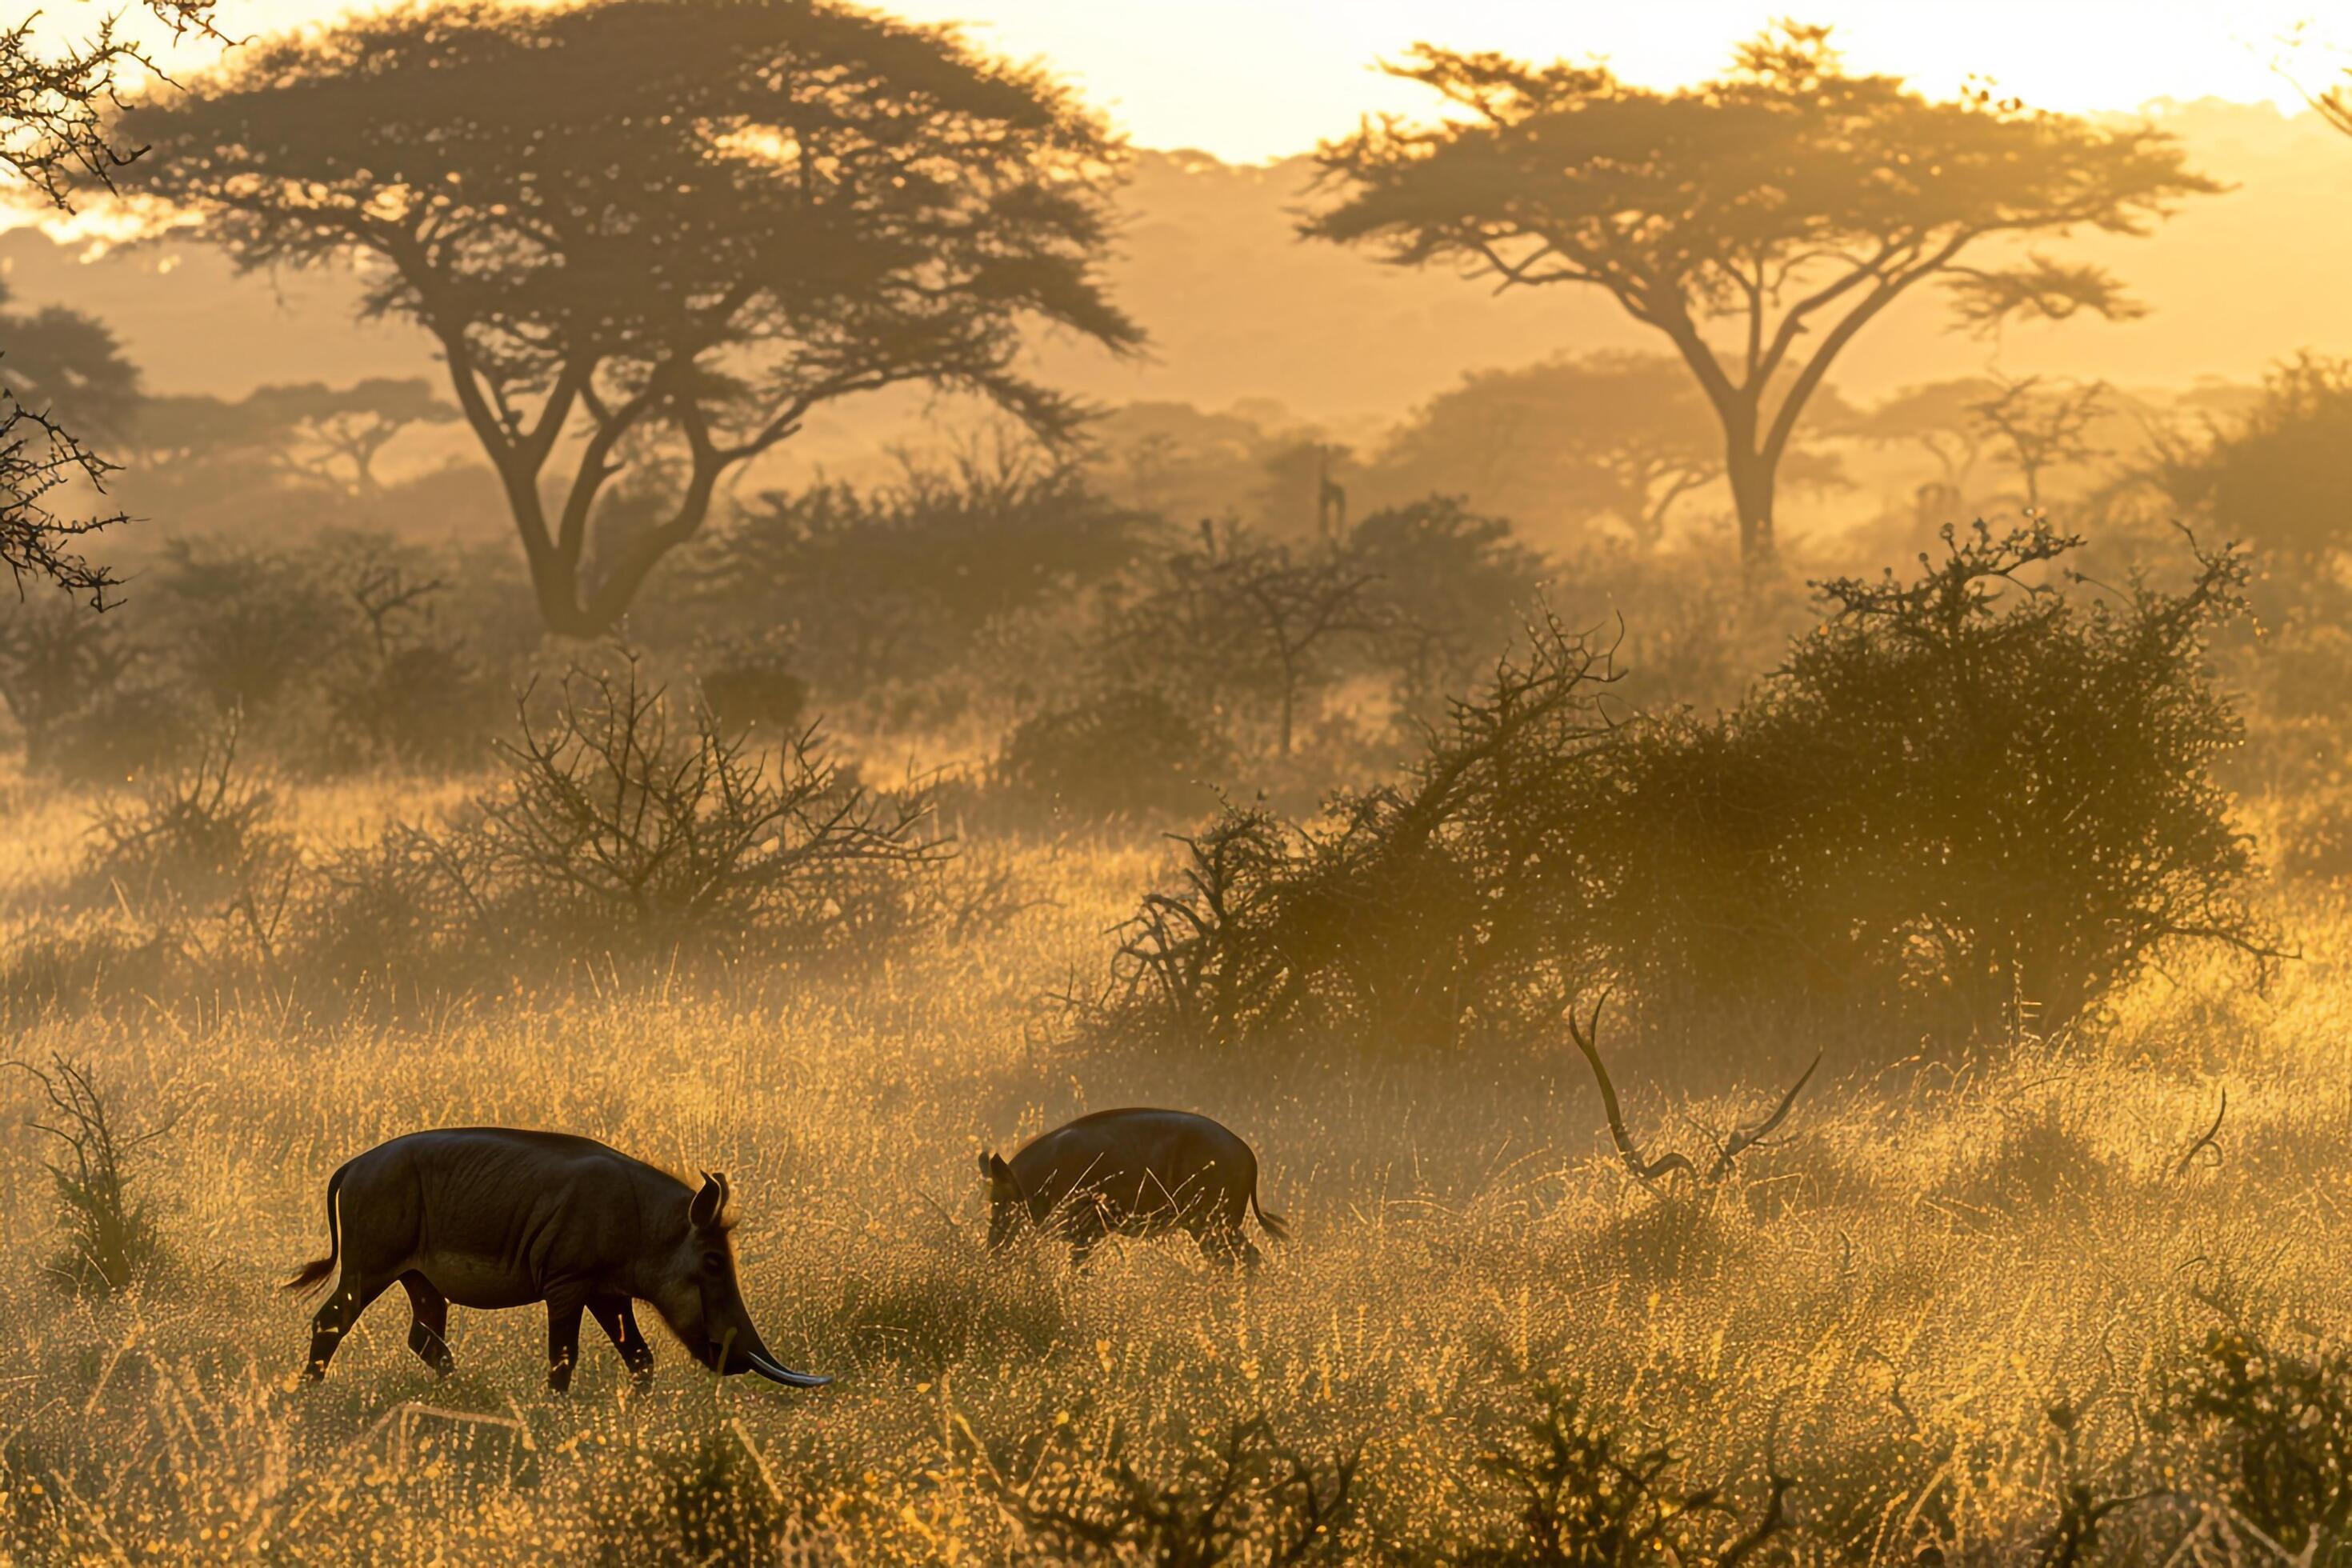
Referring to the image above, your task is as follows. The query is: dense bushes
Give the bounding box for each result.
[1090,615,1623,1050]
[2154,1321,2352,1558]
[1091,523,2274,1051]
[994,685,1234,824]
[1591,522,2277,1031]
[670,451,1159,720]
[0,532,522,780]
[2,656,955,1014]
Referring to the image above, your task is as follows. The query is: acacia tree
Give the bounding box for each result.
[122,0,1141,635]
[1302,23,2217,566]
[242,379,458,499]
[1850,378,2005,497]
[2,0,216,605]
[1967,374,2111,513]
[1373,354,1721,547]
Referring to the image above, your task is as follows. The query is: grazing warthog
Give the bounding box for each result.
[287,1129,831,1393]
[978,1108,1288,1268]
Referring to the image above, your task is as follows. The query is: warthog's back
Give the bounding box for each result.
[334,1128,689,1309]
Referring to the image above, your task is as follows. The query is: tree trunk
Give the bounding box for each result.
[1726,447,1778,568]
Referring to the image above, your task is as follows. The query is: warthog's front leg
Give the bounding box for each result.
[589,1294,654,1387]
[545,1296,586,1394]
[400,1272,455,1378]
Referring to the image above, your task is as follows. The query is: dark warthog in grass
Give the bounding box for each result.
[979,1108,1288,1268]
[288,1129,831,1393]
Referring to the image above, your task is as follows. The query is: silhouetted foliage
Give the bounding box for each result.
[1343,496,1550,718]
[482,655,945,938]
[1970,374,2114,513]
[0,588,188,778]
[2,0,218,604]
[1463,1382,1792,1566]
[1006,1416,1359,1566]
[995,685,1234,825]
[124,0,1142,634]
[1303,23,2217,564]
[2154,1323,2352,1558]
[682,448,1156,703]
[1099,522,1390,762]
[6,1055,172,1298]
[1094,614,1624,1050]
[1368,354,1724,549]
[2154,353,2352,568]
[1590,522,2277,1030]
[0,282,141,444]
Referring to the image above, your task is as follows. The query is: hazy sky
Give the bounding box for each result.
[106,0,2352,163]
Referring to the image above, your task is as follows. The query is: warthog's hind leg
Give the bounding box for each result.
[305,1272,393,1381]
[589,1294,655,1387]
[400,1272,455,1378]
[1197,1222,1262,1273]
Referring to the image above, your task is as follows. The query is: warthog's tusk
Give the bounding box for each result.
[745,1350,834,1388]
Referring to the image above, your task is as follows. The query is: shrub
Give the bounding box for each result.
[1342,495,1548,718]
[1093,614,1622,1050]
[2154,352,2352,570]
[478,654,946,947]
[6,1055,170,1297]
[0,592,191,781]
[675,448,1157,702]
[1588,522,2279,1030]
[2154,1322,2352,1557]
[148,538,355,716]
[1463,1382,1791,1566]
[294,820,505,998]
[82,714,290,915]
[321,546,502,770]
[994,685,1234,824]
[1094,522,1390,762]
[1089,522,2274,1054]
[1004,1415,1358,1566]
[695,648,808,738]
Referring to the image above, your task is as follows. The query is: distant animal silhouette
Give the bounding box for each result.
[979,1108,1288,1268]
[288,1129,830,1392]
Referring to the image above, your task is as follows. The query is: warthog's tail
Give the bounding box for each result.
[1250,1184,1290,1246]
[283,1165,348,1294]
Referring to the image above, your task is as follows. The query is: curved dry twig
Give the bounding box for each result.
[2173,1086,2226,1178]
[1568,990,1820,1189]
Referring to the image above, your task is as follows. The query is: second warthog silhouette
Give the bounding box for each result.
[288,1128,830,1392]
[979,1107,1288,1267]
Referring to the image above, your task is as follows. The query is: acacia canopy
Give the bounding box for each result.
[1303,24,2218,564]
[121,0,1142,634]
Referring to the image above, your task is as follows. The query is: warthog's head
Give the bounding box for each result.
[978,1151,1034,1254]
[647,1172,830,1388]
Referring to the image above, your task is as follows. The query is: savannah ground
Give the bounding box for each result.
[0,763,2339,1565]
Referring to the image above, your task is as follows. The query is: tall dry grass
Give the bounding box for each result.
[0,768,2342,1562]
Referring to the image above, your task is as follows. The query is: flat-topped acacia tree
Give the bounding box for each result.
[1302,23,2219,566]
[120,0,1141,635]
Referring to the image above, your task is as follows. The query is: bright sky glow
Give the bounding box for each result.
[61,0,2352,165]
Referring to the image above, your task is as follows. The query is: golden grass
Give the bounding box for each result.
[0,771,2342,1562]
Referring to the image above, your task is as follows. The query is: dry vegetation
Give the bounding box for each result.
[0,757,2342,1565]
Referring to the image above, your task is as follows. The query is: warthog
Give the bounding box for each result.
[979,1107,1289,1267]
[288,1128,830,1393]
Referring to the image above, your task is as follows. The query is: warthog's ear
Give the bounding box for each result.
[690,1172,726,1230]
[988,1154,1014,1184]
[976,1150,994,1182]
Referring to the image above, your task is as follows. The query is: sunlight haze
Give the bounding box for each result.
[118,0,2352,160]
